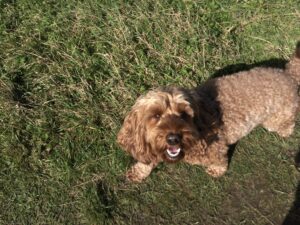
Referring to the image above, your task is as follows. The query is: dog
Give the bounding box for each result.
[117,43,300,182]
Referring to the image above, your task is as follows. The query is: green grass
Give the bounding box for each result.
[1,0,300,224]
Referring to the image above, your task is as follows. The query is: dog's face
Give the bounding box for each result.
[117,87,199,164]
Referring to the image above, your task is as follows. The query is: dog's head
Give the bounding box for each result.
[117,87,200,164]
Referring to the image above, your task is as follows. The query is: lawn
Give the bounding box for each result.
[1,0,300,224]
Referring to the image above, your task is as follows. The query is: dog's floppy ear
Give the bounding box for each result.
[117,107,150,163]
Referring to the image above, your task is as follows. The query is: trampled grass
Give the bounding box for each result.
[0,0,300,224]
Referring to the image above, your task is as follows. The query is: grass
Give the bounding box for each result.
[0,0,300,224]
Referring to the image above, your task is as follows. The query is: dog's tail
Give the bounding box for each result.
[286,41,300,85]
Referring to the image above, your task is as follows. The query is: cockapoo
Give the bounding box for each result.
[117,43,300,182]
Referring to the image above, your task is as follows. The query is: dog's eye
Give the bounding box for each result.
[180,112,189,120]
[154,114,161,119]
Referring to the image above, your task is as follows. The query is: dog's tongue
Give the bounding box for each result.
[168,146,179,152]
[166,147,181,158]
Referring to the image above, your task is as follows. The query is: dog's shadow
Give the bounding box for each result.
[282,150,300,225]
[211,58,287,79]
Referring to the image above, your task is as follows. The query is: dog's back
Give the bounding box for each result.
[211,43,300,144]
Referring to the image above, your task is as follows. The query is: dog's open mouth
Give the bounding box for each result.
[166,146,181,158]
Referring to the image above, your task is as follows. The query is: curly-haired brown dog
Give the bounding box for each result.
[118,43,300,182]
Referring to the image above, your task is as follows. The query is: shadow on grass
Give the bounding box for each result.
[211,58,288,78]
[96,180,117,220]
[11,69,33,108]
[227,143,237,165]
[282,150,300,225]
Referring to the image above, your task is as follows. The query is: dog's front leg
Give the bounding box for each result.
[184,139,229,177]
[126,162,156,182]
[205,162,228,177]
[205,141,229,178]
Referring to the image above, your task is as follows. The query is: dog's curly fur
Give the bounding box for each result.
[118,43,300,182]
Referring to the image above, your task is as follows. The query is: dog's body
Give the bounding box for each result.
[118,44,300,182]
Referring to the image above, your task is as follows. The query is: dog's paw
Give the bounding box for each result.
[126,169,144,183]
[205,165,227,177]
[125,162,154,183]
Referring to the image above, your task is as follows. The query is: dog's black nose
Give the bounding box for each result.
[166,133,181,145]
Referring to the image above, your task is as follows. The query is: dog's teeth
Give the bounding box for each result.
[167,148,181,157]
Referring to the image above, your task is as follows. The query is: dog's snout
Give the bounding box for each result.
[166,133,181,145]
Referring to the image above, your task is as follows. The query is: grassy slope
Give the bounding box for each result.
[0,0,300,224]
